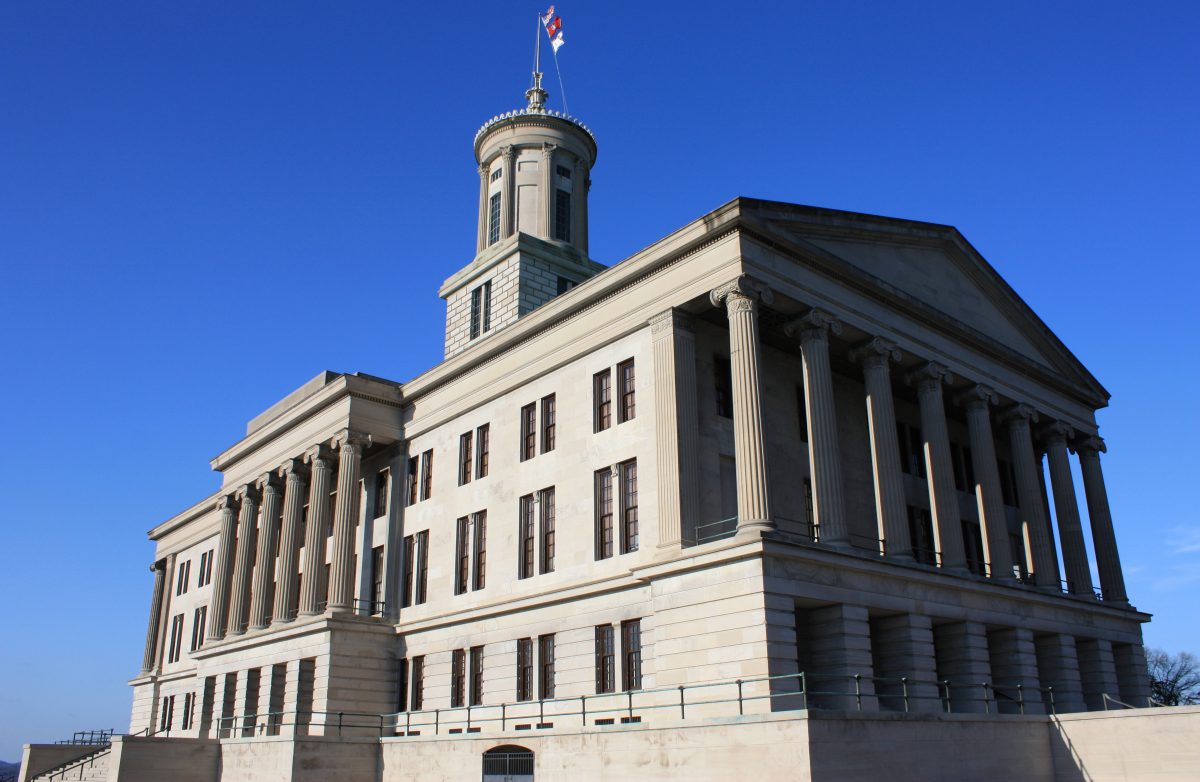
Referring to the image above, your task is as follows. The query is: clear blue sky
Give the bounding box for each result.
[1,0,1197,761]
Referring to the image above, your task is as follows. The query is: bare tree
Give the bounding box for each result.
[1146,648,1200,706]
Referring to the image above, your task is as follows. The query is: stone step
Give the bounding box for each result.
[35,749,110,782]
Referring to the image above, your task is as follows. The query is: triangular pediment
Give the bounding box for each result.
[735,199,1107,404]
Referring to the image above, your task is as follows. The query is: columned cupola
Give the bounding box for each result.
[439,72,605,359]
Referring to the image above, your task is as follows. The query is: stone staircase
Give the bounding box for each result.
[34,746,110,782]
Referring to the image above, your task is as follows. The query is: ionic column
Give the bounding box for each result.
[650,310,701,548]
[850,338,908,559]
[908,363,968,573]
[206,495,238,642]
[328,430,371,612]
[539,143,555,238]
[141,560,167,672]
[573,156,588,255]
[501,145,516,239]
[475,163,489,252]
[709,276,773,535]
[956,385,1015,581]
[249,474,283,630]
[1004,406,1059,589]
[299,446,334,616]
[273,460,307,624]
[787,309,848,546]
[1044,423,1094,597]
[1076,437,1128,604]
[227,485,259,635]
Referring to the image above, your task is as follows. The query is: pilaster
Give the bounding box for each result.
[1113,642,1152,706]
[987,627,1044,714]
[1034,632,1086,713]
[1076,637,1120,710]
[798,603,876,710]
[650,309,700,549]
[870,613,940,712]
[933,621,992,713]
[501,145,516,239]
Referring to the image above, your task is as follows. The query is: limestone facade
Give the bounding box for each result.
[126,80,1150,762]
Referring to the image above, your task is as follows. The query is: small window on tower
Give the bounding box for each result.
[470,281,492,339]
[554,190,571,242]
[490,168,502,182]
[556,165,571,179]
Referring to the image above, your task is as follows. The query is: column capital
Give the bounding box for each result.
[954,383,999,410]
[905,361,954,390]
[477,163,488,177]
[304,443,333,468]
[234,484,259,504]
[333,429,372,453]
[848,337,901,366]
[709,275,774,312]
[215,494,236,513]
[1074,435,1106,456]
[649,309,693,339]
[150,560,166,574]
[785,308,843,343]
[1044,421,1076,446]
[278,457,307,481]
[540,142,557,158]
[1002,403,1040,426]
[256,472,282,496]
[501,144,516,160]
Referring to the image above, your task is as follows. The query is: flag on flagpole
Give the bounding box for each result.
[542,7,566,53]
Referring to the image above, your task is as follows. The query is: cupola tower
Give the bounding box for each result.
[439,72,604,358]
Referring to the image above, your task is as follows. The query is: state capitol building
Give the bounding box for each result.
[22,70,1160,782]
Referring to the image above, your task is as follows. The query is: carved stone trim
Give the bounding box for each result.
[1044,421,1076,445]
[848,336,901,365]
[905,361,954,389]
[954,383,999,410]
[708,275,774,311]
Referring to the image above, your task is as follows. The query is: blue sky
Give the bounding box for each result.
[1,0,1197,760]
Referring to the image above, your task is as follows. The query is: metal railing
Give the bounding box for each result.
[55,730,113,746]
[694,517,737,544]
[353,598,387,616]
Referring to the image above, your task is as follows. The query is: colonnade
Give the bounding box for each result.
[704,274,1128,604]
[199,429,371,644]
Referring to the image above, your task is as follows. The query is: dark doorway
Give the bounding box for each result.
[483,744,534,782]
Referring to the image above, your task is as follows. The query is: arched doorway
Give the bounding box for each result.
[482,744,534,782]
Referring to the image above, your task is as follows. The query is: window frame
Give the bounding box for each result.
[516,638,534,702]
[518,494,535,580]
[595,468,614,560]
[458,432,473,486]
[538,634,556,700]
[541,394,556,453]
[539,487,556,574]
[621,619,643,692]
[620,459,639,554]
[475,423,490,479]
[595,625,615,694]
[594,370,612,432]
[520,403,537,461]
[617,359,636,423]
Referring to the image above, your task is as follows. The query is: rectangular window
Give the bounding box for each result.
[411,656,425,711]
[476,424,490,478]
[470,281,492,340]
[715,357,733,418]
[451,649,466,708]
[401,535,415,608]
[556,164,572,179]
[459,432,473,486]
[963,519,986,576]
[160,695,175,732]
[998,458,1018,506]
[538,634,556,700]
[197,550,213,587]
[520,403,537,461]
[621,619,643,691]
[897,423,926,478]
[176,560,190,596]
[519,494,535,580]
[469,646,484,706]
[167,614,184,663]
[796,384,809,442]
[415,530,429,604]
[951,443,975,493]
[556,276,575,295]
[617,359,636,423]
[397,658,409,713]
[595,469,614,560]
[374,469,390,518]
[554,189,571,242]
[189,606,207,652]
[490,168,502,183]
[594,370,612,432]
[539,487,556,574]
[620,459,639,554]
[541,394,556,452]
[457,517,470,595]
[595,625,615,694]
[803,478,815,535]
[516,638,534,701]
[419,450,433,501]
[370,546,385,612]
[181,692,194,731]
[487,193,501,245]
[406,456,419,506]
[907,505,937,565]
[472,511,487,590]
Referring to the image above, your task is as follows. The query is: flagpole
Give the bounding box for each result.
[534,10,542,82]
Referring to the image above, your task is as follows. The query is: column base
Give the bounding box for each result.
[735,520,774,538]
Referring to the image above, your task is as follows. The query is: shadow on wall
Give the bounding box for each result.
[1048,719,1094,782]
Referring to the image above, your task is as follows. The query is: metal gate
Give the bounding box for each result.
[482,745,534,782]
